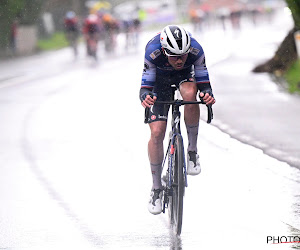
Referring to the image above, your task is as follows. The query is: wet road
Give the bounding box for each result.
[0,9,300,250]
[207,19,300,169]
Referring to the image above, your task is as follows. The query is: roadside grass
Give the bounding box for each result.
[284,59,300,94]
[37,32,69,51]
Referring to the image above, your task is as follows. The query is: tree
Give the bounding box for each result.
[286,0,300,29]
[18,0,44,25]
[253,0,300,73]
[0,0,24,49]
[0,0,43,50]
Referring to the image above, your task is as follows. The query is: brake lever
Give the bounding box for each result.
[144,92,156,124]
[206,104,213,124]
[144,107,149,124]
[199,96,213,124]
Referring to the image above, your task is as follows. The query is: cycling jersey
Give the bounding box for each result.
[140,32,213,123]
[140,33,211,94]
[83,22,100,35]
[144,68,195,123]
[64,18,79,32]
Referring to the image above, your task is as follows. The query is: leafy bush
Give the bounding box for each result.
[284,60,300,93]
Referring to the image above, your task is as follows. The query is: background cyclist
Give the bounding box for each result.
[64,11,80,57]
[82,14,101,58]
[139,25,216,215]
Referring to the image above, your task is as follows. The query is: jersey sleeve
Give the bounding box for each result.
[141,58,156,90]
[190,38,212,92]
[140,34,161,91]
[194,52,212,91]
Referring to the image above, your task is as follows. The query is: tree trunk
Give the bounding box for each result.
[252,27,298,74]
[252,0,300,74]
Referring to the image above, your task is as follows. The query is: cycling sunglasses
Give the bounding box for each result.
[164,48,190,58]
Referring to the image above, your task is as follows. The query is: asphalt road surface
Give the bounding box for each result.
[0,9,299,250]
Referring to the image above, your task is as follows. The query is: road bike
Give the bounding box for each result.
[65,31,79,58]
[144,90,213,235]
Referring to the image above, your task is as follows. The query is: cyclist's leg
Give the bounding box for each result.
[148,121,167,189]
[86,35,91,55]
[146,78,172,214]
[146,87,170,188]
[179,81,200,152]
[73,31,79,56]
[178,74,201,175]
[147,119,167,215]
[68,32,78,56]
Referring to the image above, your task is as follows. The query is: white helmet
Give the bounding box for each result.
[160,25,191,55]
[87,14,98,23]
[66,11,76,19]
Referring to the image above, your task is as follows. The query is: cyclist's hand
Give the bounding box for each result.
[199,91,215,105]
[142,94,157,108]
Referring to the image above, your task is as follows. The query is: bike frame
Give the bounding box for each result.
[147,98,213,215]
[163,102,188,190]
[144,92,213,229]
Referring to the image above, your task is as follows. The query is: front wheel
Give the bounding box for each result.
[168,135,185,235]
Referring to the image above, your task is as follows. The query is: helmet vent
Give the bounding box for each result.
[167,37,174,49]
[177,40,182,50]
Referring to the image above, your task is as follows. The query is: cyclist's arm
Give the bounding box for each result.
[194,54,212,92]
[140,58,157,107]
[194,53,215,105]
[190,39,214,93]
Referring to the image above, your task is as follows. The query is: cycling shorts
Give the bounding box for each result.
[145,67,195,124]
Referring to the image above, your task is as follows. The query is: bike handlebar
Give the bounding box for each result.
[144,99,213,124]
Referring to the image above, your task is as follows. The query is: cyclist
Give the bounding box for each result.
[139,25,215,215]
[64,11,80,56]
[102,13,119,53]
[82,14,101,58]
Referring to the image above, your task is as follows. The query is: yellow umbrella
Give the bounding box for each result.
[90,1,111,13]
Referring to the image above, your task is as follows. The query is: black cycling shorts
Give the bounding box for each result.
[145,67,195,124]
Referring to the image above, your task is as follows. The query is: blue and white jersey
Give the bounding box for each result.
[141,33,211,91]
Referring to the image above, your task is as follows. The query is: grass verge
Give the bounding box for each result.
[284,59,300,94]
[37,32,69,51]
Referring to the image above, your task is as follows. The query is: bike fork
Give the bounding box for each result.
[171,134,188,188]
[180,136,188,188]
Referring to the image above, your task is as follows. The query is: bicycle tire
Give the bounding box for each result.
[168,135,185,235]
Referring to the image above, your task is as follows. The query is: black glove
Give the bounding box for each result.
[140,89,156,102]
[200,88,214,98]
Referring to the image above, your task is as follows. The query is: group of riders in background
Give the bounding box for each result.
[63,3,276,61]
[189,4,277,33]
[63,10,141,60]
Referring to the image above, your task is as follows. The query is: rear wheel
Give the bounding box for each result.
[168,135,185,235]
